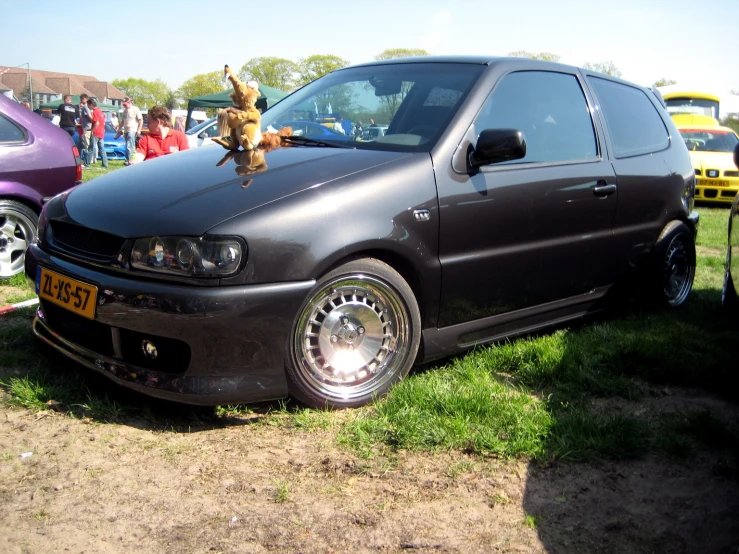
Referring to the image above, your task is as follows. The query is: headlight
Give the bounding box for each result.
[130,236,245,277]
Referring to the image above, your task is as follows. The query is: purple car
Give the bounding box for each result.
[0,95,81,277]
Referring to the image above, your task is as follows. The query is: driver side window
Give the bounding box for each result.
[475,71,597,164]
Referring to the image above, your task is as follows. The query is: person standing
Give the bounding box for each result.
[57,95,79,139]
[333,116,346,135]
[118,96,143,166]
[109,111,119,130]
[88,98,108,168]
[78,94,93,167]
[130,105,188,164]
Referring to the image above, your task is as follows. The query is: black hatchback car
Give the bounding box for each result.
[25,57,698,408]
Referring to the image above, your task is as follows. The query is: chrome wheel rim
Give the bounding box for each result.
[663,234,694,307]
[293,274,411,402]
[0,210,35,278]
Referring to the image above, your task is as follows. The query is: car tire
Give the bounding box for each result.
[649,221,696,308]
[285,258,421,409]
[0,200,38,278]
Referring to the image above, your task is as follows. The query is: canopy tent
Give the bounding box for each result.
[184,84,288,129]
[39,95,119,113]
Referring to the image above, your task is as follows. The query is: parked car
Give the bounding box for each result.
[0,96,81,277]
[185,117,219,148]
[678,125,739,204]
[75,121,126,161]
[274,120,352,141]
[356,125,388,141]
[25,57,698,408]
[722,143,739,308]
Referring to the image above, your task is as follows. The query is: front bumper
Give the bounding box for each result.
[695,181,738,204]
[25,243,314,405]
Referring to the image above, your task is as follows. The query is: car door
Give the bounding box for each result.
[436,69,618,327]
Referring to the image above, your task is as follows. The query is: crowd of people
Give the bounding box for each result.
[48,95,189,167]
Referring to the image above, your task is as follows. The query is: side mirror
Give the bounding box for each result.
[469,129,526,170]
[198,131,207,139]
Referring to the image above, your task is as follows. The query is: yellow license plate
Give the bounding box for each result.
[697,179,729,187]
[36,267,97,319]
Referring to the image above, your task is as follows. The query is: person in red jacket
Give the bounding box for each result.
[88,98,108,168]
[131,105,189,164]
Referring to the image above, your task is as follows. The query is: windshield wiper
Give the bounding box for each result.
[281,135,355,149]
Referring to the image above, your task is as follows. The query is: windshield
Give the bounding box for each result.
[666,97,719,119]
[261,62,484,152]
[186,117,216,135]
[679,128,739,152]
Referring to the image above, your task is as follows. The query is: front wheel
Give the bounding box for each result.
[651,221,696,308]
[0,200,38,278]
[286,258,421,409]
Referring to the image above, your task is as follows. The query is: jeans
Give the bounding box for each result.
[78,130,92,165]
[124,131,137,163]
[91,135,108,167]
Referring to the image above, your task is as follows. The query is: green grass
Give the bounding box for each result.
[80,159,126,183]
[1,203,737,471]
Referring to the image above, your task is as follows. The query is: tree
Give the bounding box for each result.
[653,78,676,87]
[582,61,622,78]
[163,90,180,110]
[238,57,298,91]
[111,78,172,108]
[296,55,350,87]
[374,48,430,60]
[178,71,228,102]
[507,51,560,62]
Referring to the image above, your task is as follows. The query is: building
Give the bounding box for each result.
[0,66,126,109]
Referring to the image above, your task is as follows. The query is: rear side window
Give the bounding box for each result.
[588,77,669,158]
[474,71,597,164]
[0,113,25,143]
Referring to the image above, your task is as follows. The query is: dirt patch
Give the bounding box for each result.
[1,395,738,554]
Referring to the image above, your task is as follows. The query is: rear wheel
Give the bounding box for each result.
[0,200,37,278]
[650,221,696,308]
[286,258,421,409]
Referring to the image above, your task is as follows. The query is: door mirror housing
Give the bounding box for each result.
[469,129,526,170]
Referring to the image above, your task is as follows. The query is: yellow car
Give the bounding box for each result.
[677,125,739,204]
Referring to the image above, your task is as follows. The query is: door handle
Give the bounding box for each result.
[593,182,617,197]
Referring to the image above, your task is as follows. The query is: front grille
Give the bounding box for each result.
[704,189,718,199]
[695,169,702,176]
[725,171,739,177]
[51,221,125,258]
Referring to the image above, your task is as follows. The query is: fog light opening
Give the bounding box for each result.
[142,340,158,360]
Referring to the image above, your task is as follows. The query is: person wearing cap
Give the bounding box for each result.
[118,96,143,166]
[129,105,189,164]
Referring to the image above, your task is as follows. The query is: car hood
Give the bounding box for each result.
[688,151,739,174]
[62,145,414,237]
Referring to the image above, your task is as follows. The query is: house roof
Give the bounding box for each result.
[0,67,125,101]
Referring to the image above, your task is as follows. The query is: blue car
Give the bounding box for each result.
[75,121,126,161]
[276,120,352,141]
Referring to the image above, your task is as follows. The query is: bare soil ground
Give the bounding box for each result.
[1,389,739,554]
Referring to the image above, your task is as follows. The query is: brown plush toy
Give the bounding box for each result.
[213,65,262,151]
[213,64,294,153]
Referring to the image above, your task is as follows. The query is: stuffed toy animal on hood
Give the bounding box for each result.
[212,65,262,151]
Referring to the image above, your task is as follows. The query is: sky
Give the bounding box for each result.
[2,0,737,96]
